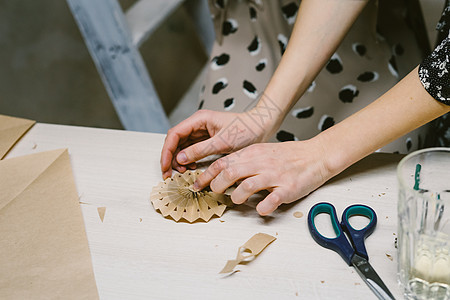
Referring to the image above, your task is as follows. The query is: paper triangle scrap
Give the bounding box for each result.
[98,207,106,222]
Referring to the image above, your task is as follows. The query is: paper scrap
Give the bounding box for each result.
[0,114,35,159]
[219,233,276,274]
[0,149,99,299]
[293,211,304,218]
[150,170,233,223]
[98,207,106,222]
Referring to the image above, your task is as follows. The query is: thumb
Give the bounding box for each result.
[176,137,230,165]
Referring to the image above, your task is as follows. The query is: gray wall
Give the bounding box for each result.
[0,0,206,129]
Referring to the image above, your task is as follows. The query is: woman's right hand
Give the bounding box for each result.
[160,107,279,179]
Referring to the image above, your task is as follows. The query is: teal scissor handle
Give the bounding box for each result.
[341,204,377,261]
[308,202,354,265]
[307,202,377,265]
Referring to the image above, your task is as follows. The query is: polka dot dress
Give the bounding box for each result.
[200,0,430,154]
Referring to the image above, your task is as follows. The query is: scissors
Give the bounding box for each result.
[307,202,395,300]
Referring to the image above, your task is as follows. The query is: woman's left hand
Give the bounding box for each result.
[193,138,331,216]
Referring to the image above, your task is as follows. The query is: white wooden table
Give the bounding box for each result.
[6,123,404,299]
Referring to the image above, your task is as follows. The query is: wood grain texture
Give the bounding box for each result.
[66,0,170,133]
[6,123,404,299]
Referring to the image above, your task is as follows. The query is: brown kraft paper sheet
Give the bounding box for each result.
[0,149,99,299]
[0,114,35,159]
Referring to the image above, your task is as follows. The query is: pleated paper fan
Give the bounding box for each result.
[150,170,233,223]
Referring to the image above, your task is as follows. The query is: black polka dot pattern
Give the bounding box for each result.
[278,34,288,55]
[318,115,335,131]
[211,53,230,70]
[339,85,359,103]
[326,54,343,74]
[406,137,412,151]
[222,19,238,36]
[243,80,257,99]
[224,98,235,110]
[212,78,228,94]
[198,100,204,110]
[281,2,298,25]
[292,106,314,118]
[388,56,399,78]
[201,0,437,153]
[276,130,296,142]
[247,36,261,55]
[352,43,366,56]
[255,58,267,71]
[357,71,379,82]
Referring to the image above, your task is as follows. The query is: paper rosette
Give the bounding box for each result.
[150,170,233,223]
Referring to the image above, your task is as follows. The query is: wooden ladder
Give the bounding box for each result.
[66,0,214,133]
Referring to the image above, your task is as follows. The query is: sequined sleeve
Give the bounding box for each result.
[418,3,450,105]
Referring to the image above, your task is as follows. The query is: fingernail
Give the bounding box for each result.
[257,202,271,216]
[193,181,200,191]
[177,152,187,164]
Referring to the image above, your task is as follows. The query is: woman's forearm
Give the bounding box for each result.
[317,66,450,178]
[258,0,369,132]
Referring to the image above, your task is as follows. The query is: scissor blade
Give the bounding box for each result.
[351,254,396,300]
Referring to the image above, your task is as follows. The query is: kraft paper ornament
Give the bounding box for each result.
[150,170,233,223]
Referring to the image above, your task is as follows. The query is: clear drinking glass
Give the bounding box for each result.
[397,148,450,300]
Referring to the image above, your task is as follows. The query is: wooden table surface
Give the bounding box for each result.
[6,123,405,299]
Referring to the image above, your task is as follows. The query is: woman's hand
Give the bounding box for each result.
[191,67,449,217]
[192,138,332,216]
[160,107,279,179]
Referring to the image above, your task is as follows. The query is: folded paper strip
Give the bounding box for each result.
[150,170,233,223]
[220,233,277,274]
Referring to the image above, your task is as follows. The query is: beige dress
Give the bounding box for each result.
[199,0,429,153]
